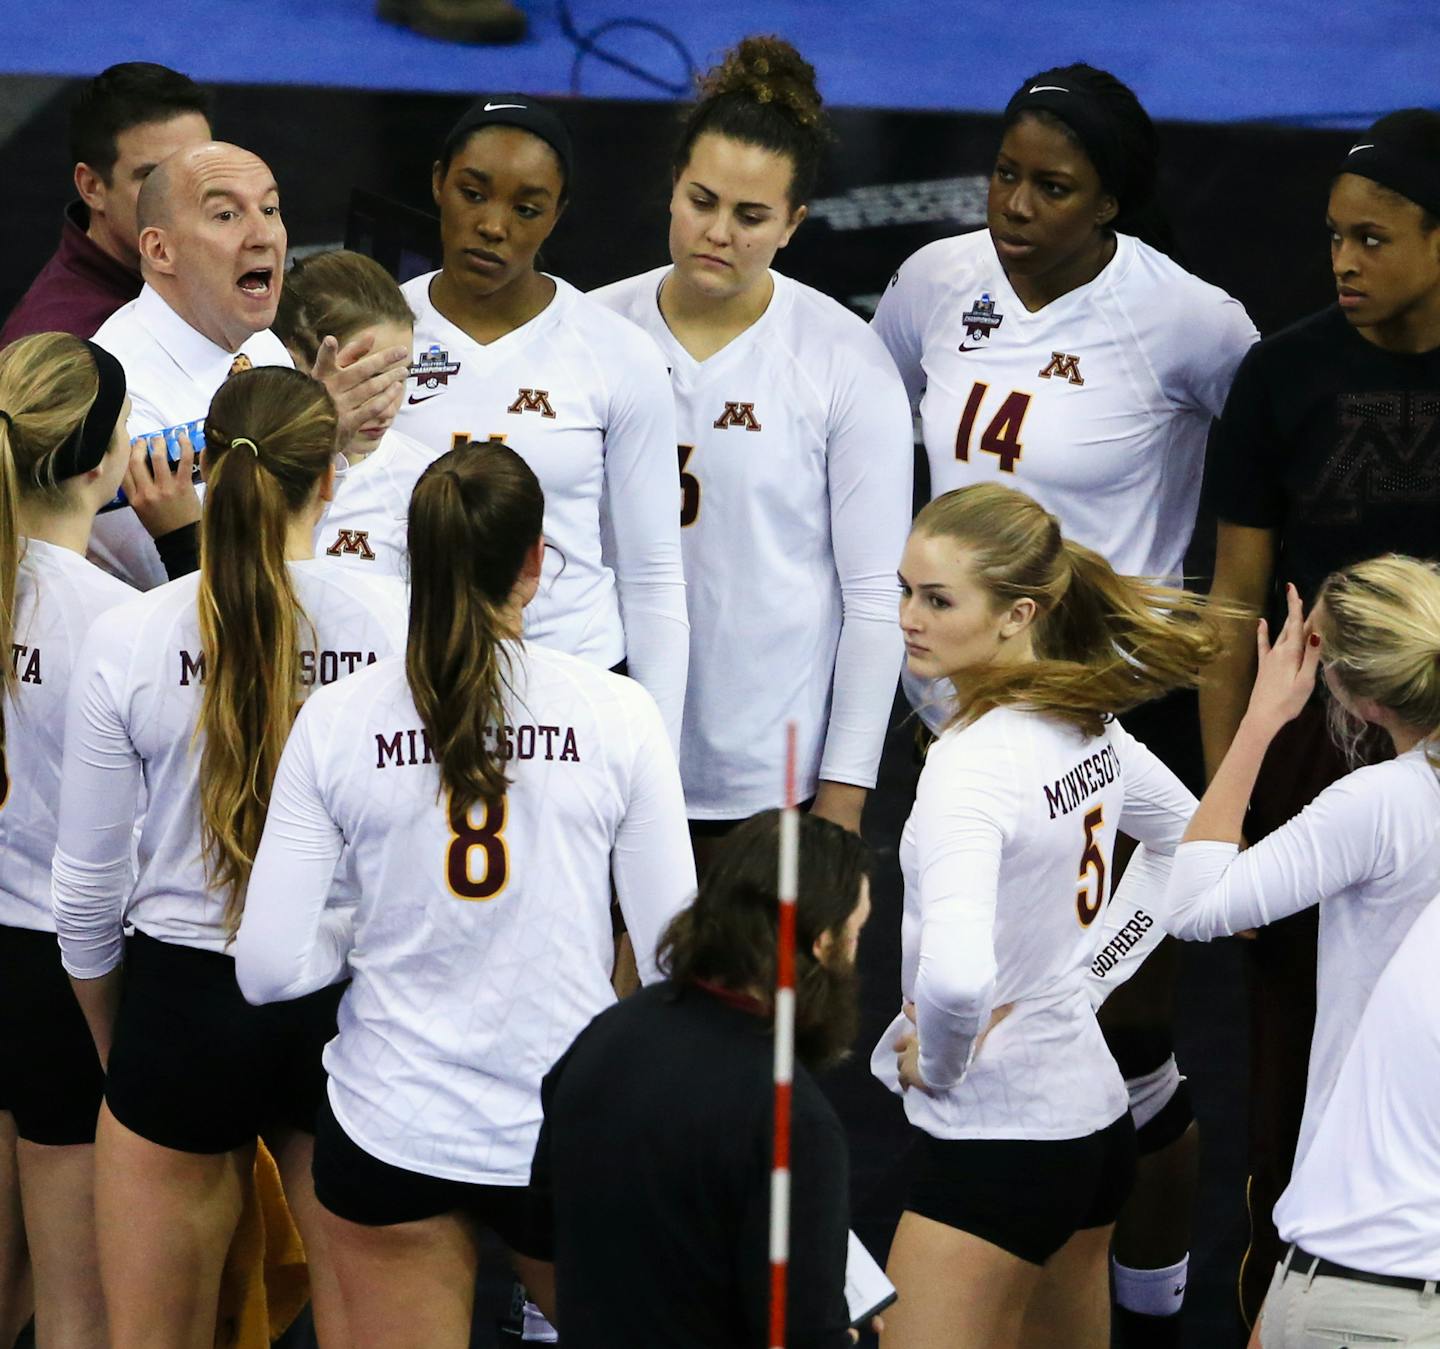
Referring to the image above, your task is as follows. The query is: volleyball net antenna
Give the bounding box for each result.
[769,722,800,1349]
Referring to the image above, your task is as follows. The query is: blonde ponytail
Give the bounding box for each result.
[196,367,337,933]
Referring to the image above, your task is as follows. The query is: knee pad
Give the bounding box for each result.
[1126,1055,1194,1155]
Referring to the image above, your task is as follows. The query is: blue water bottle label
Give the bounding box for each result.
[103,419,205,511]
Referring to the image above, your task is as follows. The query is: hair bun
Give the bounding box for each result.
[698,35,823,129]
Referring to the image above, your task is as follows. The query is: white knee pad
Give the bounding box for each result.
[1126,1053,1182,1131]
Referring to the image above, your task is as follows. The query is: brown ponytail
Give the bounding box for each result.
[0,333,104,750]
[915,483,1235,737]
[405,438,544,817]
[196,366,338,932]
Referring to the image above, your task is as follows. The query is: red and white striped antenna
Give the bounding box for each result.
[769,722,799,1349]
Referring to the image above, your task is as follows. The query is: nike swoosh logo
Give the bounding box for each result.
[1348,142,1375,154]
[484,102,527,111]
[407,392,442,405]
[958,344,985,352]
[1029,84,1069,94]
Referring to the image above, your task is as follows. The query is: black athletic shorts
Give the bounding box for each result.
[104,930,344,1154]
[313,1091,553,1260]
[906,1113,1137,1265]
[0,924,105,1145]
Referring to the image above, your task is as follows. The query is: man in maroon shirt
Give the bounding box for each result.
[1,63,210,346]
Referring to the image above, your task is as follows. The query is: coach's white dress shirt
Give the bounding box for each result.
[91,284,293,590]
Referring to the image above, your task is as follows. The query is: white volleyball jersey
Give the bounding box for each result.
[234,647,695,1185]
[872,230,1257,580]
[51,561,407,977]
[396,273,688,749]
[1161,747,1440,1168]
[315,429,438,579]
[92,284,295,591]
[1276,886,1440,1280]
[0,541,134,932]
[592,267,912,817]
[871,708,1194,1140]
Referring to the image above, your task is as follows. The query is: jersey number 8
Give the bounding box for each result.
[1075,805,1106,927]
[446,796,509,901]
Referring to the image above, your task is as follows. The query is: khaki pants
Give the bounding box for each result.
[1259,1249,1440,1346]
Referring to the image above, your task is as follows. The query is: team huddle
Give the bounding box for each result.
[2,33,1440,1349]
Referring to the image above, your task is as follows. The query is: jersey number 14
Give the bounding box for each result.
[955,382,1031,473]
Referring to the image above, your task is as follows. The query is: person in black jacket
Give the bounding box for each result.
[531,810,874,1348]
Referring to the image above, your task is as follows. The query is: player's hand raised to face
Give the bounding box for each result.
[1244,583,1322,736]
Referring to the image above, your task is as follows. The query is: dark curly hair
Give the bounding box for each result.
[673,36,832,209]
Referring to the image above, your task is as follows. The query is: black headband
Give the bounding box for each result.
[443,95,574,190]
[52,342,128,482]
[1339,110,1440,220]
[1004,81,1135,210]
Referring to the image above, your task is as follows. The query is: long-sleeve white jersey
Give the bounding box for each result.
[233,645,696,1186]
[396,273,689,749]
[872,230,1257,582]
[1160,747,1440,1169]
[314,428,438,579]
[51,561,407,977]
[871,707,1195,1141]
[0,541,135,932]
[590,268,912,818]
[1275,887,1440,1280]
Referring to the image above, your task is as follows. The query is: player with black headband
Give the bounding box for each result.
[0,335,135,1348]
[1202,107,1440,1327]
[397,96,689,752]
[872,62,1258,1346]
[592,36,911,853]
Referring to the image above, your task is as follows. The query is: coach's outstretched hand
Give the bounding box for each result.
[311,331,409,447]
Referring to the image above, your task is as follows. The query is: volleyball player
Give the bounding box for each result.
[592,37,911,848]
[1154,562,1440,1330]
[0,335,136,1347]
[396,97,688,748]
[233,439,695,1348]
[871,65,1259,1341]
[275,248,437,577]
[51,367,408,1349]
[875,483,1225,1349]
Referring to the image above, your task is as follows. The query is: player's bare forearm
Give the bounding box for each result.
[1199,625,1259,783]
[68,968,123,1071]
[1200,523,1277,782]
[810,780,867,834]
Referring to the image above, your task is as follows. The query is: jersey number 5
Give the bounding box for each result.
[955,382,1031,473]
[446,796,509,901]
[678,444,700,527]
[1075,806,1106,927]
